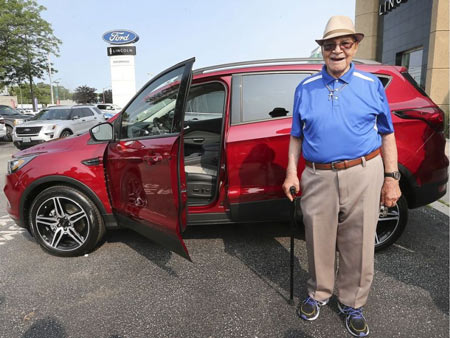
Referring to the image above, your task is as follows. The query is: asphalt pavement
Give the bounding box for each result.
[0,141,448,338]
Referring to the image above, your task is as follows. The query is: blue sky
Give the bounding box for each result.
[38,0,355,92]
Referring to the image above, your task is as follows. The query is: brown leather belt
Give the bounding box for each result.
[305,148,380,171]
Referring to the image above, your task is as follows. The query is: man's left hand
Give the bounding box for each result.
[381,178,401,207]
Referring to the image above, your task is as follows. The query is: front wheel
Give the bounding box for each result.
[29,186,105,257]
[60,130,72,138]
[375,195,408,251]
[5,125,12,141]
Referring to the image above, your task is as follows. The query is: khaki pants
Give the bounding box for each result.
[300,155,384,308]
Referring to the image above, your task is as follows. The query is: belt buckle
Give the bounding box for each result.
[330,160,342,171]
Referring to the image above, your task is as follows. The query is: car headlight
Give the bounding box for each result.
[7,155,37,174]
[13,119,24,126]
[44,125,57,130]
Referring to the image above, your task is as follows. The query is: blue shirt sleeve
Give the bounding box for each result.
[376,79,395,134]
[291,84,303,138]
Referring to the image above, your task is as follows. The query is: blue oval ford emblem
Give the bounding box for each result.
[102,30,139,45]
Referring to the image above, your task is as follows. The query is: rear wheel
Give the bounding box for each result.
[375,195,408,251]
[29,186,105,257]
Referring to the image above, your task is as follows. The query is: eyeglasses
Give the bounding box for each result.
[323,40,355,52]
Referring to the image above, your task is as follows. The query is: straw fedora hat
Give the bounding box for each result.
[315,16,364,45]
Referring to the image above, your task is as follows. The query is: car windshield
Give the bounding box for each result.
[0,105,19,115]
[33,108,71,120]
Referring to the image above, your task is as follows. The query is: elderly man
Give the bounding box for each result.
[282,16,401,337]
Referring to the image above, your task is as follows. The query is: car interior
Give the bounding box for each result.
[183,82,225,205]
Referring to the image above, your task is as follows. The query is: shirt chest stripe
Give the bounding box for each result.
[354,72,374,82]
[303,74,322,85]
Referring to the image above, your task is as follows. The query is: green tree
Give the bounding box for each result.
[54,85,72,102]
[9,82,72,104]
[0,0,61,110]
[73,85,97,104]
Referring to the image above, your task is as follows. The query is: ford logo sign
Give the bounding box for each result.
[102,30,139,45]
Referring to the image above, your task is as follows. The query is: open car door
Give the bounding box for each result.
[106,58,195,260]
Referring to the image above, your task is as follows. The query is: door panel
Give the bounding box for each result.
[106,58,194,259]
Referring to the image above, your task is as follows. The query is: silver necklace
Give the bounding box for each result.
[325,82,348,100]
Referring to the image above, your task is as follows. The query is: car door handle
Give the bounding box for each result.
[193,138,204,143]
[143,153,163,165]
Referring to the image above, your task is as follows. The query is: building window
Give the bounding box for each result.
[396,47,424,88]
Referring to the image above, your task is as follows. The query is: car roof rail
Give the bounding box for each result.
[194,58,381,74]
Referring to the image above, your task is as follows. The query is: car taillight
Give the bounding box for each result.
[393,107,444,132]
[0,118,4,125]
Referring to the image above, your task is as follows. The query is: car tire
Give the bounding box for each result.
[60,130,72,138]
[13,141,28,150]
[375,194,408,251]
[5,125,12,141]
[29,186,105,257]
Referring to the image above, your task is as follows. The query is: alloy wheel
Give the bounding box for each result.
[375,204,400,248]
[34,196,90,252]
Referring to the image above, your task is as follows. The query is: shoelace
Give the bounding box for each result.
[304,296,319,306]
[342,306,364,319]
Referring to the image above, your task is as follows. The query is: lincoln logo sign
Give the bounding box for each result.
[379,0,408,15]
[102,30,139,45]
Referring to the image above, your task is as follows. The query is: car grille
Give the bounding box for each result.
[16,126,42,135]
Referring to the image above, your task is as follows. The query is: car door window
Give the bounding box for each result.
[75,108,93,118]
[231,72,312,124]
[92,107,104,115]
[120,66,186,139]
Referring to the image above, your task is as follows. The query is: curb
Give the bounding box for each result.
[429,200,449,216]
[429,138,449,215]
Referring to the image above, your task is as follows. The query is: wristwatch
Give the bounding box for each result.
[384,171,401,180]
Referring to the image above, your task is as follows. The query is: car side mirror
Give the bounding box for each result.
[72,115,79,120]
[90,122,113,141]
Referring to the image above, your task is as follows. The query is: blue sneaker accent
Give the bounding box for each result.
[338,302,370,337]
[297,296,329,321]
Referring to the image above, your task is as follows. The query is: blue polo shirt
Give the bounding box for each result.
[291,63,394,163]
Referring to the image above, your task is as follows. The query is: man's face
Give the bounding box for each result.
[322,35,358,78]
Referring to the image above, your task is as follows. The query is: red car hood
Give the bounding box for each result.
[13,133,92,158]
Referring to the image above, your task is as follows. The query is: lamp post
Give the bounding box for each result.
[53,78,61,105]
[18,85,23,109]
[47,53,54,105]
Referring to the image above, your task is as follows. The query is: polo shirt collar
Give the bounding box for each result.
[321,63,355,84]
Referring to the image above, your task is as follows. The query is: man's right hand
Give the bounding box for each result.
[282,174,299,202]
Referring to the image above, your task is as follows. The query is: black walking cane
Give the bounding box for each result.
[288,186,297,305]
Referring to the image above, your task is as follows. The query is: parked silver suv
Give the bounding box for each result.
[12,105,105,149]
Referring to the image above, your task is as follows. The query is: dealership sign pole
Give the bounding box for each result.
[102,30,139,108]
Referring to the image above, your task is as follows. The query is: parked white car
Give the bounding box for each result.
[95,103,122,119]
[12,105,106,149]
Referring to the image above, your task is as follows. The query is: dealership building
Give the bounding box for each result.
[355,0,449,124]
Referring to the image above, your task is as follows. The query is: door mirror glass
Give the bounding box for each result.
[90,122,113,141]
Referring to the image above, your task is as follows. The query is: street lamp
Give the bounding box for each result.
[47,53,54,105]
[18,84,23,108]
[53,78,61,105]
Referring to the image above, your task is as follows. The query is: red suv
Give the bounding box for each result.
[3,58,448,258]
